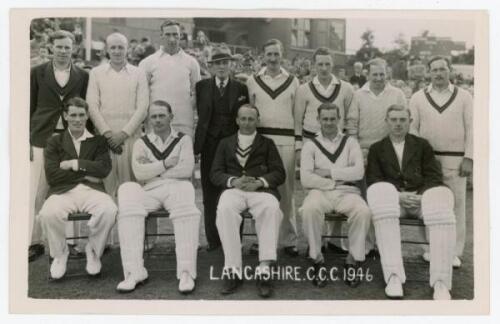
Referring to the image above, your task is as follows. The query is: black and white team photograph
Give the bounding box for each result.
[8,7,490,316]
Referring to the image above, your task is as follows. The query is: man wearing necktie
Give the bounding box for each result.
[194,46,249,251]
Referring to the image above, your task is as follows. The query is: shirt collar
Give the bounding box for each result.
[312,74,339,88]
[68,128,93,142]
[361,81,389,96]
[147,127,179,144]
[257,66,289,78]
[318,130,343,143]
[105,62,130,73]
[216,77,229,87]
[427,83,454,94]
[159,47,183,57]
[52,61,71,73]
[237,131,257,141]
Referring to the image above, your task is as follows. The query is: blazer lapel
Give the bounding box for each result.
[402,134,417,171]
[79,137,95,159]
[382,137,401,172]
[43,62,63,99]
[244,134,263,168]
[227,78,238,112]
[61,131,78,158]
[64,65,83,95]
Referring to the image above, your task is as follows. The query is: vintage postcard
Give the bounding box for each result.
[9,8,489,315]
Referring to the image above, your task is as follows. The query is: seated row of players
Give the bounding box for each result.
[39,96,456,300]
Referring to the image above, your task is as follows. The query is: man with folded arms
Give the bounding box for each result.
[116,100,200,294]
[39,97,117,280]
[211,104,286,298]
[300,103,371,288]
[366,104,456,300]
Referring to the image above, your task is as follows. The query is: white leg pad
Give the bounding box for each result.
[117,182,148,279]
[421,186,456,290]
[172,215,200,279]
[367,182,406,283]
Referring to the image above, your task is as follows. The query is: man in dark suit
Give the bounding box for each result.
[210,104,285,298]
[194,45,249,251]
[349,61,367,89]
[366,104,456,300]
[30,30,89,262]
[38,97,117,280]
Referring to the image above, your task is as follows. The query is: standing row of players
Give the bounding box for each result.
[30,20,472,299]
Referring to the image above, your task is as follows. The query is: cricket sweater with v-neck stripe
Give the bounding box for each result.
[294,75,354,149]
[409,84,473,169]
[246,67,300,146]
[131,129,195,190]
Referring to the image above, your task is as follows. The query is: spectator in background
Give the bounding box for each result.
[141,37,156,59]
[338,68,348,81]
[297,59,313,84]
[127,38,144,65]
[349,61,367,89]
[31,43,51,67]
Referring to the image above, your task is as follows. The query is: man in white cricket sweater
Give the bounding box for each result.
[139,20,201,137]
[294,47,355,255]
[366,105,456,300]
[409,56,473,268]
[115,100,200,294]
[346,58,407,161]
[246,39,300,256]
[300,103,371,288]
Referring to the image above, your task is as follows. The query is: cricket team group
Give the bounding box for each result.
[29,20,473,300]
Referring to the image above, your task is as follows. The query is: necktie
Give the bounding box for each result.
[219,81,225,96]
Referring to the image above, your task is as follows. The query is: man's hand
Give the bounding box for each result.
[109,131,129,148]
[313,168,331,178]
[240,178,264,192]
[137,156,152,164]
[399,192,421,210]
[295,149,301,168]
[459,157,473,177]
[231,175,252,190]
[84,175,101,183]
[163,156,179,169]
[59,160,77,171]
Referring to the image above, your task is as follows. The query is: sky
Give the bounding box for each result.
[345,17,475,54]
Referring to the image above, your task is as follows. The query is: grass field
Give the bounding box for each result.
[28,179,473,301]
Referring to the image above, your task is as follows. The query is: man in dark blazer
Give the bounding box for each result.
[29,30,89,262]
[194,45,249,251]
[38,97,117,280]
[366,104,456,300]
[210,104,285,298]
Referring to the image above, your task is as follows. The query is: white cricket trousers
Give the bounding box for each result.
[31,147,79,246]
[39,184,117,259]
[30,147,48,245]
[117,180,200,280]
[300,188,371,262]
[216,189,283,270]
[441,167,467,257]
[276,145,298,248]
[367,182,456,289]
